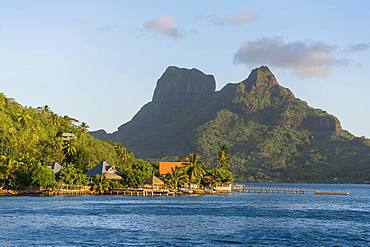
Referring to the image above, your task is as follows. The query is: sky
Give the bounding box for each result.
[1,0,370,137]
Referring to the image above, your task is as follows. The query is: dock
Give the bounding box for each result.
[111,187,177,196]
[243,186,307,194]
[232,185,349,195]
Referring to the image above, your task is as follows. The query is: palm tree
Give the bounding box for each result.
[51,113,61,126]
[185,153,205,186]
[17,109,31,127]
[115,144,134,166]
[52,137,65,162]
[63,115,79,126]
[165,167,188,189]
[0,157,18,188]
[63,141,77,157]
[43,105,51,114]
[93,175,111,194]
[217,145,231,169]
[80,122,89,132]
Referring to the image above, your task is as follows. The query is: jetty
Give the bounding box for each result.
[111,187,177,196]
[232,185,349,196]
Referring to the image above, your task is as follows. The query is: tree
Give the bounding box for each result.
[43,105,51,114]
[59,163,87,185]
[164,166,187,189]
[93,175,111,194]
[121,160,153,188]
[217,145,231,169]
[17,109,31,127]
[205,168,234,187]
[185,153,205,186]
[52,137,64,162]
[115,144,135,168]
[63,141,77,158]
[31,164,56,188]
[51,113,61,126]
[80,122,89,132]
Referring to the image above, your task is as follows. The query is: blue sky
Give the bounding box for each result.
[1,0,370,137]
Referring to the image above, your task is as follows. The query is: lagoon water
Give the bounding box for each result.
[0,183,369,246]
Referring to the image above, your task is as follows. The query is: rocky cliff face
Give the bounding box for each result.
[152,66,216,103]
[90,66,370,183]
[242,66,278,89]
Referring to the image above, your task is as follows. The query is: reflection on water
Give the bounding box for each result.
[0,183,369,246]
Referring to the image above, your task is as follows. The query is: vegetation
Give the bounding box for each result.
[93,66,370,183]
[163,152,234,190]
[93,175,111,194]
[0,92,137,190]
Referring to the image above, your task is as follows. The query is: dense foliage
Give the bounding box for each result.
[0,92,135,189]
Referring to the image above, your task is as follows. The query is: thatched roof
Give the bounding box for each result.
[145,176,164,186]
[103,172,122,180]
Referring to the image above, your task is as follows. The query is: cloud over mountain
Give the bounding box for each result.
[143,16,183,39]
[234,37,345,77]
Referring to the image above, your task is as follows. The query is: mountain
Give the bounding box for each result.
[91,66,370,183]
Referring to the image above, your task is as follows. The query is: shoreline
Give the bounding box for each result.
[0,188,236,197]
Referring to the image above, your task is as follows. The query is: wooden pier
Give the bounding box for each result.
[233,185,317,194]
[233,185,349,196]
[111,187,177,196]
[244,186,306,194]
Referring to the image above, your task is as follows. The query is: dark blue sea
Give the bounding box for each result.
[0,183,369,246]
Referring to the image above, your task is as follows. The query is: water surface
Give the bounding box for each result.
[0,183,369,246]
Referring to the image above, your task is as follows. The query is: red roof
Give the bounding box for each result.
[159,162,188,175]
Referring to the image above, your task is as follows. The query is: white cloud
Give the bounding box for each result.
[234,37,346,77]
[211,11,256,26]
[143,16,183,39]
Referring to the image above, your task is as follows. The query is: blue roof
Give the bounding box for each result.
[86,161,120,177]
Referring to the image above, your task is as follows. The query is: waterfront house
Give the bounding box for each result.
[144,176,165,190]
[48,162,62,177]
[159,161,189,175]
[86,161,122,181]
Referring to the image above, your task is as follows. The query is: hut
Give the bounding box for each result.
[48,162,62,177]
[86,161,122,181]
[144,176,165,190]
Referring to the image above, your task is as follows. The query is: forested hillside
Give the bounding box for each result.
[0,92,136,188]
[92,66,370,183]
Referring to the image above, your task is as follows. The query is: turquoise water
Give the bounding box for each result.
[0,183,369,246]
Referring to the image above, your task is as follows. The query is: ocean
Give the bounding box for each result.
[0,183,369,246]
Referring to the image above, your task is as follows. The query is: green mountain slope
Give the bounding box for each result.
[0,92,133,186]
[92,66,370,183]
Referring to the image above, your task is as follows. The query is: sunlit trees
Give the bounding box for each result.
[164,166,188,189]
[93,175,111,194]
[80,122,89,132]
[185,153,205,186]
[59,164,88,185]
[17,109,31,127]
[217,145,231,169]
[120,160,153,188]
[31,164,56,188]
